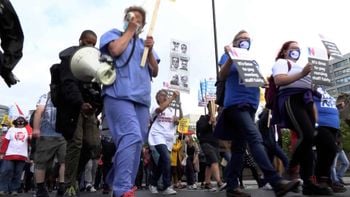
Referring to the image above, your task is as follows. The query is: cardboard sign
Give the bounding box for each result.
[177,118,190,133]
[227,47,265,87]
[319,34,343,59]
[309,57,332,86]
[166,90,181,109]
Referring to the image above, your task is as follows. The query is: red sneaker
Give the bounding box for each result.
[122,186,137,197]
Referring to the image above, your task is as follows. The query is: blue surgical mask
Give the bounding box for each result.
[288,49,300,60]
[123,20,129,31]
[239,40,250,50]
[123,20,143,35]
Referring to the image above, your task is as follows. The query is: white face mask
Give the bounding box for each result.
[2,126,8,132]
[123,20,143,35]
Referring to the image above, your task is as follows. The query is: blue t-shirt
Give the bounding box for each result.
[99,29,160,107]
[37,93,62,137]
[314,87,340,129]
[219,53,260,109]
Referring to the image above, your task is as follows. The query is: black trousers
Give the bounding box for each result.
[285,93,315,183]
[314,126,338,179]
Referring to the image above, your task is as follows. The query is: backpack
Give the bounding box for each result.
[29,110,35,128]
[49,63,61,107]
[215,80,225,107]
[264,61,291,110]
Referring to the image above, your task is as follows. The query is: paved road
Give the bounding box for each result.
[17,181,350,197]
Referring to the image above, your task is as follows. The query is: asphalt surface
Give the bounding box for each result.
[14,178,350,197]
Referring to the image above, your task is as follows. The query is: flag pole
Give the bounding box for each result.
[211,0,219,80]
[140,0,161,67]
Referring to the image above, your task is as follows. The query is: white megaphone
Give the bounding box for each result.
[70,47,116,85]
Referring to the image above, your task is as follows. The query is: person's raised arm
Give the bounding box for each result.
[219,45,233,80]
[108,18,139,57]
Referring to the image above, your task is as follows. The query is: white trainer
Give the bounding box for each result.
[162,187,177,195]
[149,185,158,194]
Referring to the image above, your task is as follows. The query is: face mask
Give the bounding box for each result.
[239,40,250,50]
[2,127,8,132]
[123,20,129,31]
[288,49,300,60]
[123,20,143,35]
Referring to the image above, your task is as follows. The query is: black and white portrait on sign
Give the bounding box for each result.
[167,39,191,93]
[170,74,180,86]
[181,43,188,54]
[180,58,188,71]
[170,56,180,70]
[171,41,180,52]
[180,75,188,88]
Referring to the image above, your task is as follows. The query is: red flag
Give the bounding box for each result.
[15,103,24,115]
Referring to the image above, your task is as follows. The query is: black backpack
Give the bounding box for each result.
[29,110,35,128]
[215,80,225,107]
[49,63,61,107]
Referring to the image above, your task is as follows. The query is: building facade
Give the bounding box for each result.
[326,53,350,97]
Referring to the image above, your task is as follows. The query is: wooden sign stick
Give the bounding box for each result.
[140,0,161,67]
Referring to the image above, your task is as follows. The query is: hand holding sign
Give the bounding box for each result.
[307,47,332,86]
[227,46,265,87]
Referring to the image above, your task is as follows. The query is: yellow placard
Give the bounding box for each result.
[177,118,190,133]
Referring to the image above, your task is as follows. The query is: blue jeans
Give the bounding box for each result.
[0,160,26,192]
[150,144,172,189]
[224,105,281,190]
[331,149,349,183]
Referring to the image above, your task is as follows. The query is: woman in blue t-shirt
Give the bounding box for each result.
[216,30,300,197]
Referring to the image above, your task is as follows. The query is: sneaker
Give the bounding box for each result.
[187,184,197,190]
[85,184,96,192]
[148,185,158,194]
[302,182,332,195]
[331,182,347,193]
[63,186,77,197]
[11,191,18,196]
[273,179,300,197]
[121,186,137,197]
[36,188,49,197]
[226,188,251,197]
[162,187,176,195]
[261,183,273,190]
[203,183,217,192]
[218,182,227,191]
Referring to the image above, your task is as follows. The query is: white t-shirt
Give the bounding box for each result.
[272,59,311,90]
[4,127,29,158]
[148,107,177,151]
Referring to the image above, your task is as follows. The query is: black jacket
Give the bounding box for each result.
[55,46,102,140]
[196,115,218,147]
[0,0,24,86]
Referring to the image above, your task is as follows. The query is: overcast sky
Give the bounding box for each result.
[1,0,350,116]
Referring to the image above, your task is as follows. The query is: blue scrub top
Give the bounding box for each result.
[99,29,160,107]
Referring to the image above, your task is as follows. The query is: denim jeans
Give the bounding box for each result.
[224,105,281,190]
[150,144,172,189]
[331,149,349,183]
[0,160,26,192]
